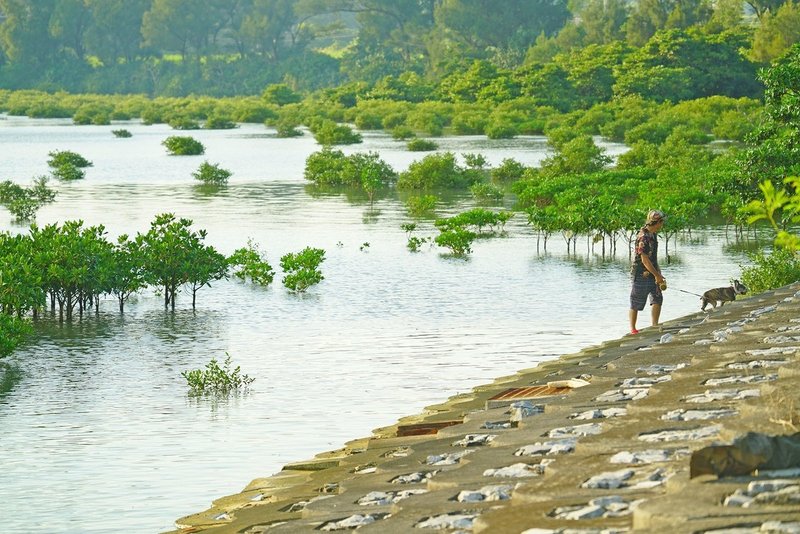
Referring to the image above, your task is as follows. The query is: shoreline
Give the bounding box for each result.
[170,282,800,533]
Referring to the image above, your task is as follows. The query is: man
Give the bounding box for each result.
[629,210,666,335]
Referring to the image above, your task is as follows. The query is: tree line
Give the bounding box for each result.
[0,0,798,97]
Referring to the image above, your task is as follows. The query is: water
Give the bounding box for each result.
[0,116,750,533]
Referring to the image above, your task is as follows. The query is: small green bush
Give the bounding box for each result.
[112,129,132,138]
[491,158,527,182]
[435,227,476,255]
[407,138,438,151]
[204,116,237,129]
[181,353,254,395]
[229,240,275,286]
[391,125,415,140]
[192,161,232,185]
[312,120,362,145]
[51,163,86,181]
[162,136,205,155]
[47,150,92,168]
[406,194,438,217]
[0,177,56,221]
[740,249,800,293]
[280,247,326,292]
[168,116,201,130]
[470,182,504,203]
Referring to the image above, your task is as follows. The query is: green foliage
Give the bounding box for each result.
[311,120,362,145]
[181,353,254,396]
[112,129,132,138]
[407,138,438,151]
[262,84,302,106]
[229,240,275,286]
[192,161,232,186]
[47,150,92,169]
[168,116,201,130]
[304,149,395,191]
[51,163,85,181]
[204,116,237,129]
[745,177,800,251]
[491,158,528,182]
[0,315,31,359]
[0,177,56,222]
[740,248,800,293]
[390,125,415,140]
[162,136,205,155]
[136,213,225,309]
[434,227,476,256]
[280,247,325,293]
[540,135,612,177]
[470,182,504,204]
[405,195,438,218]
[436,208,514,234]
[397,152,480,190]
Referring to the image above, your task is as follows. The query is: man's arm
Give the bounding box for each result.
[640,254,664,284]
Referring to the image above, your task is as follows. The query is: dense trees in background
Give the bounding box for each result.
[1,0,797,97]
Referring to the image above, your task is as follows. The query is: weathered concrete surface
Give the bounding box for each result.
[169,283,800,534]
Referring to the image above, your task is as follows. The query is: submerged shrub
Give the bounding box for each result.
[470,182,504,203]
[407,138,438,151]
[112,129,132,138]
[162,136,205,155]
[204,116,237,129]
[228,240,275,286]
[181,353,254,395]
[405,194,437,217]
[311,120,362,145]
[435,227,476,255]
[51,163,85,181]
[192,161,232,185]
[47,150,92,169]
[280,247,325,292]
[0,177,56,221]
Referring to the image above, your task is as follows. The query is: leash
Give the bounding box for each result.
[674,288,704,298]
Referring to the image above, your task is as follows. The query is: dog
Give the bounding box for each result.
[700,279,748,311]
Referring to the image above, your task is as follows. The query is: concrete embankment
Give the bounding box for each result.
[170,283,800,534]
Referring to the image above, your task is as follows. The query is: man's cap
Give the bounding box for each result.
[647,210,666,225]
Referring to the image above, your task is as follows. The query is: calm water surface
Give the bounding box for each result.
[0,116,749,533]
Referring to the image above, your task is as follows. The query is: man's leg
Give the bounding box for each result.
[651,303,662,326]
[629,308,638,332]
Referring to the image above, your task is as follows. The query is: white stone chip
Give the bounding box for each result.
[660,333,674,344]
[571,407,627,420]
[594,388,649,403]
[618,375,672,388]
[547,422,603,438]
[704,374,776,386]
[751,305,777,316]
[683,388,760,403]
[391,471,438,484]
[321,513,386,531]
[414,512,477,529]
[452,434,496,447]
[425,450,473,466]
[581,469,635,489]
[509,400,545,421]
[636,363,687,375]
[661,408,737,421]
[484,461,551,478]
[515,438,577,457]
[358,489,427,506]
[764,335,800,344]
[728,359,788,369]
[456,484,513,502]
[638,425,721,443]
[746,346,800,356]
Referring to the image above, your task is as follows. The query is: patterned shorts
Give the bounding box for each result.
[630,274,663,311]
